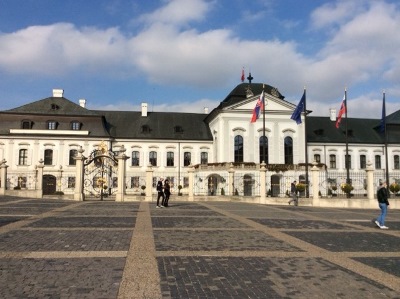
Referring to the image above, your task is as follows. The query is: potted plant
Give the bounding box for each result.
[140,185,146,195]
[389,182,400,194]
[327,188,332,198]
[178,185,183,196]
[340,183,354,197]
[295,183,306,193]
[221,187,225,195]
[267,189,272,197]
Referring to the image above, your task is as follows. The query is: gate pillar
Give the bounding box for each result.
[188,165,194,201]
[0,159,8,195]
[74,147,86,201]
[36,159,44,198]
[115,146,129,202]
[311,161,320,206]
[366,161,375,205]
[145,164,153,202]
[259,162,266,204]
[228,163,235,196]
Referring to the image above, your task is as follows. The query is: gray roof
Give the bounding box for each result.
[6,96,99,116]
[97,110,213,141]
[306,116,385,144]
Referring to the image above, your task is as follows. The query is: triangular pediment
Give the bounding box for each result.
[224,93,296,112]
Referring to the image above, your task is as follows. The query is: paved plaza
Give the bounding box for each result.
[0,196,399,298]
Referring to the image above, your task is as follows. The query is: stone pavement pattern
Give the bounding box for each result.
[0,197,399,298]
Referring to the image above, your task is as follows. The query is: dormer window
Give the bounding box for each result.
[141,125,150,133]
[47,121,57,130]
[71,121,81,130]
[51,104,60,110]
[174,126,184,133]
[314,129,324,136]
[21,120,32,129]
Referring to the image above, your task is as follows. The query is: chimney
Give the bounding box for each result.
[329,108,336,121]
[204,107,209,114]
[79,99,86,108]
[141,103,148,117]
[52,89,64,98]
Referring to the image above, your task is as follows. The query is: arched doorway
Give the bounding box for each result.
[43,174,56,195]
[243,174,254,196]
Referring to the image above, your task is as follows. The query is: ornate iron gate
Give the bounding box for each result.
[83,142,118,200]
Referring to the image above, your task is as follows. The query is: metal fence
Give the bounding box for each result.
[7,171,38,190]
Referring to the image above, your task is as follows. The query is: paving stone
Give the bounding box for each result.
[152,216,250,228]
[352,257,400,277]
[250,218,361,230]
[27,216,136,228]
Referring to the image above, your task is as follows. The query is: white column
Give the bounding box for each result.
[228,163,235,196]
[36,159,44,199]
[116,145,129,202]
[74,147,86,201]
[145,164,153,202]
[0,159,8,195]
[188,165,194,201]
[259,162,266,204]
[366,161,375,205]
[311,161,320,206]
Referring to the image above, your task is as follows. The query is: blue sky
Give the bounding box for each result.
[0,0,399,118]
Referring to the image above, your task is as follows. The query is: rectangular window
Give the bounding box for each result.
[394,155,400,170]
[201,152,208,164]
[360,155,366,169]
[47,121,57,130]
[68,177,76,188]
[131,151,140,166]
[44,149,53,165]
[69,149,77,166]
[19,149,28,165]
[17,176,27,188]
[329,154,336,169]
[167,152,174,166]
[184,152,191,166]
[375,155,381,169]
[149,151,157,166]
[183,176,189,188]
[314,154,321,163]
[71,122,81,130]
[131,176,140,188]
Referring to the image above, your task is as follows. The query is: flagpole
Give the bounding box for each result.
[262,84,266,164]
[383,91,389,187]
[303,87,309,197]
[344,88,350,185]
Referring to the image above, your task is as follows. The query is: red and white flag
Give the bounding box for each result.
[335,95,346,128]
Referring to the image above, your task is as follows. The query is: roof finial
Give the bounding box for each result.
[247,72,253,84]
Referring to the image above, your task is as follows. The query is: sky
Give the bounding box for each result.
[0,0,399,119]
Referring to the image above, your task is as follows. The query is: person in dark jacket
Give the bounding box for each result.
[163,179,171,207]
[156,178,164,208]
[288,180,298,206]
[374,181,389,229]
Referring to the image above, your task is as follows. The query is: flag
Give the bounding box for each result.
[290,91,305,124]
[380,92,386,133]
[335,95,346,128]
[241,68,245,82]
[250,91,264,123]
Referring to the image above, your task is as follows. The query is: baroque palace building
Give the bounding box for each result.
[0,83,399,199]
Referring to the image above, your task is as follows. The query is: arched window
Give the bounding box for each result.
[69,149,77,165]
[44,149,53,165]
[131,151,140,166]
[259,136,268,164]
[284,137,293,164]
[166,152,174,166]
[184,152,191,166]
[234,135,243,163]
[149,151,157,166]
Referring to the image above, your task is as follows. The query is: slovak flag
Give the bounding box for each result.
[335,95,346,128]
[251,91,264,123]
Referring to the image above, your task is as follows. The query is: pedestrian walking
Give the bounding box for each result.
[288,180,298,206]
[156,177,165,208]
[374,181,390,229]
[163,179,171,207]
